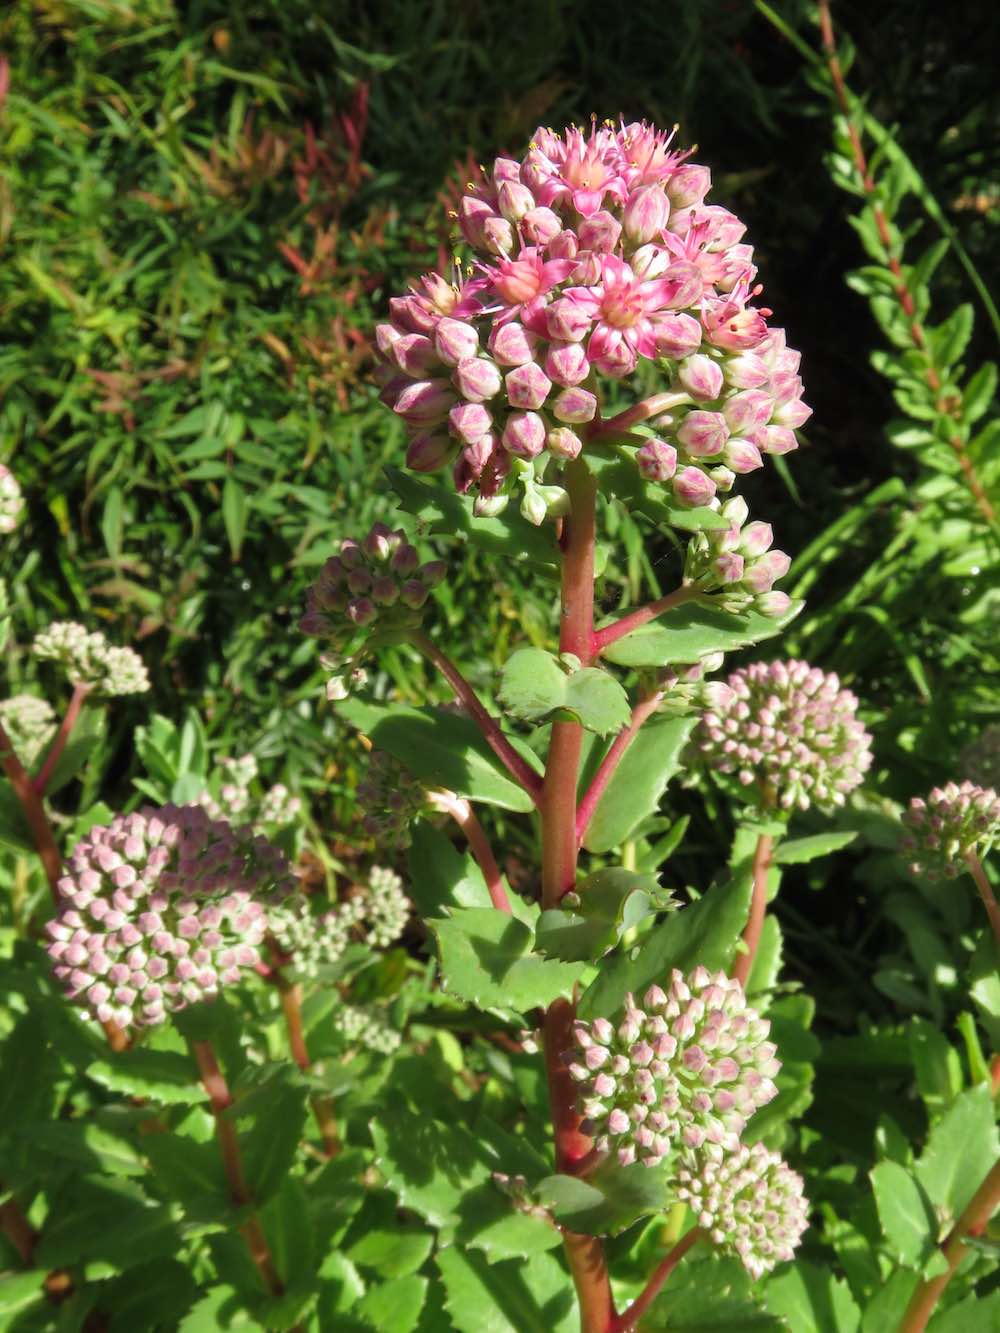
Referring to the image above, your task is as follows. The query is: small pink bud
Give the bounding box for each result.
[624,184,670,245]
[453,357,502,402]
[589,335,637,379]
[347,598,377,626]
[546,427,582,459]
[578,211,622,253]
[548,229,579,260]
[497,179,535,223]
[434,318,479,367]
[389,295,431,335]
[570,251,604,286]
[492,156,520,182]
[724,389,774,434]
[739,521,774,557]
[419,560,447,587]
[505,363,552,410]
[774,397,812,429]
[667,163,711,208]
[377,373,411,409]
[371,577,399,606]
[713,553,745,585]
[756,591,792,618]
[521,206,562,245]
[483,216,515,256]
[677,410,729,457]
[544,340,590,387]
[347,568,371,596]
[405,432,454,472]
[488,322,540,367]
[391,333,438,378]
[393,378,455,426]
[391,543,420,574]
[454,436,494,491]
[501,411,546,458]
[743,550,791,594]
[753,424,798,455]
[631,244,671,280]
[636,439,677,481]
[545,298,591,343]
[650,313,702,359]
[449,402,492,445]
[723,437,764,473]
[458,196,495,248]
[399,581,429,609]
[723,352,770,389]
[374,322,401,359]
[673,466,717,507]
[552,387,597,424]
[678,354,724,402]
[363,523,395,560]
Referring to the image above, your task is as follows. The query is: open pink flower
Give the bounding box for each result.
[566,255,701,371]
[526,125,628,218]
[616,120,687,189]
[483,247,577,327]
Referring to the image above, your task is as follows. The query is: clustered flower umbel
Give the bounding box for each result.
[196,753,302,831]
[377,121,810,527]
[0,695,56,768]
[334,1002,402,1055]
[902,781,1000,879]
[0,465,24,535]
[45,805,295,1031]
[569,968,780,1166]
[32,622,150,696]
[356,750,428,849]
[675,1141,808,1280]
[268,865,410,975]
[698,659,872,811]
[682,496,792,619]
[299,524,445,652]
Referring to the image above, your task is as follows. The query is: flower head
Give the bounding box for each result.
[32,622,150,696]
[902,781,1000,878]
[334,1002,402,1055]
[356,750,428,849]
[268,897,353,976]
[698,659,872,811]
[45,805,295,1030]
[196,754,301,832]
[568,967,780,1167]
[364,865,410,947]
[0,695,56,768]
[0,465,24,535]
[675,1141,808,1279]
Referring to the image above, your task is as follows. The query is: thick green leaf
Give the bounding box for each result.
[536,868,671,963]
[101,1258,200,1332]
[430,908,584,1014]
[914,1083,1000,1222]
[583,715,696,854]
[453,1185,561,1263]
[260,1176,315,1294]
[0,786,33,851]
[357,1276,427,1333]
[870,1161,938,1267]
[15,1120,145,1177]
[764,1261,860,1333]
[641,1254,785,1330]
[928,1291,1000,1332]
[337,700,537,812]
[370,1112,495,1229]
[577,865,752,1021]
[43,710,104,796]
[35,1175,181,1270]
[746,916,783,1000]
[86,1049,207,1105]
[0,1271,47,1319]
[601,602,801,668]
[498,648,631,736]
[536,1161,672,1237]
[773,832,858,864]
[406,820,492,917]
[908,1018,962,1114]
[178,1286,260,1331]
[436,1247,577,1333]
[860,1271,920,1333]
[348,1228,434,1280]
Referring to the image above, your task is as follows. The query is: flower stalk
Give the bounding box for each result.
[593,585,698,655]
[732,832,774,988]
[34,681,90,795]
[965,852,1000,951]
[272,969,339,1157]
[428,789,511,913]
[610,1228,702,1333]
[576,688,665,846]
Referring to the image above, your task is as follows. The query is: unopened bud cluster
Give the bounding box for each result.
[379,121,809,524]
[269,866,410,974]
[684,496,792,619]
[197,753,301,831]
[365,865,410,946]
[32,621,150,696]
[357,750,428,849]
[698,659,872,810]
[568,968,780,1167]
[300,524,445,649]
[675,1141,808,1279]
[334,1002,401,1054]
[0,694,56,768]
[902,781,1000,878]
[45,805,295,1031]
[0,465,24,534]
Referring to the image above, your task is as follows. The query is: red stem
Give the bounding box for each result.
[816,0,997,532]
[610,1229,702,1333]
[593,585,699,655]
[587,392,690,441]
[277,976,339,1156]
[34,682,90,795]
[430,790,511,913]
[897,1157,1000,1333]
[0,721,63,906]
[576,690,664,847]
[731,833,774,989]
[965,851,1000,952]
[411,630,544,806]
[0,1190,38,1264]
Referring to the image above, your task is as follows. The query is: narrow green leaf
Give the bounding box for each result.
[773,832,858,864]
[601,602,801,668]
[222,476,248,562]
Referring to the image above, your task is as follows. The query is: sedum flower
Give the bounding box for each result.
[45,805,295,1031]
[568,968,780,1167]
[257,783,302,827]
[902,781,1000,878]
[0,465,24,535]
[196,754,301,831]
[357,749,428,850]
[334,1002,402,1054]
[0,695,56,768]
[683,496,793,618]
[32,622,150,696]
[698,659,872,811]
[675,1141,809,1279]
[379,122,810,526]
[268,897,353,975]
[364,865,410,947]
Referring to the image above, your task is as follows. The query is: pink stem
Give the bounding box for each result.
[429,790,511,913]
[0,721,62,906]
[593,585,699,654]
[34,682,90,795]
[576,690,665,846]
[731,833,774,989]
[965,851,1000,952]
[610,1229,702,1333]
[587,392,690,441]
[410,630,544,807]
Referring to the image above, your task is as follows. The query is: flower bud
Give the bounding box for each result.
[650,313,702,359]
[755,591,792,618]
[713,553,745,585]
[418,560,447,588]
[347,598,377,626]
[723,352,770,389]
[570,251,604,286]
[505,363,553,411]
[631,244,671,280]
[434,318,479,367]
[677,411,729,457]
[458,195,496,248]
[393,378,455,426]
[753,424,798,455]
[548,229,579,260]
[545,298,591,343]
[377,373,411,409]
[636,439,677,482]
[363,523,395,561]
[449,402,492,445]
[453,357,502,402]
[488,322,540,367]
[374,322,402,359]
[667,163,711,208]
[497,179,535,223]
[521,206,562,246]
[483,216,515,256]
[371,576,400,606]
[578,211,623,253]
[774,397,812,429]
[673,466,717,507]
[738,521,773,558]
[552,388,597,424]
[723,438,764,473]
[391,543,420,574]
[743,550,791,594]
[392,333,439,378]
[399,581,429,610]
[520,483,549,527]
[724,389,774,434]
[543,341,589,387]
[677,354,723,402]
[546,427,582,459]
[589,335,637,379]
[623,184,670,245]
[502,411,546,458]
[406,432,454,472]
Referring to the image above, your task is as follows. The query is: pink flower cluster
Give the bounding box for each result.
[377,121,810,524]
[568,968,780,1167]
[902,781,1000,878]
[684,495,793,619]
[300,523,445,650]
[45,805,295,1031]
[698,660,872,810]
